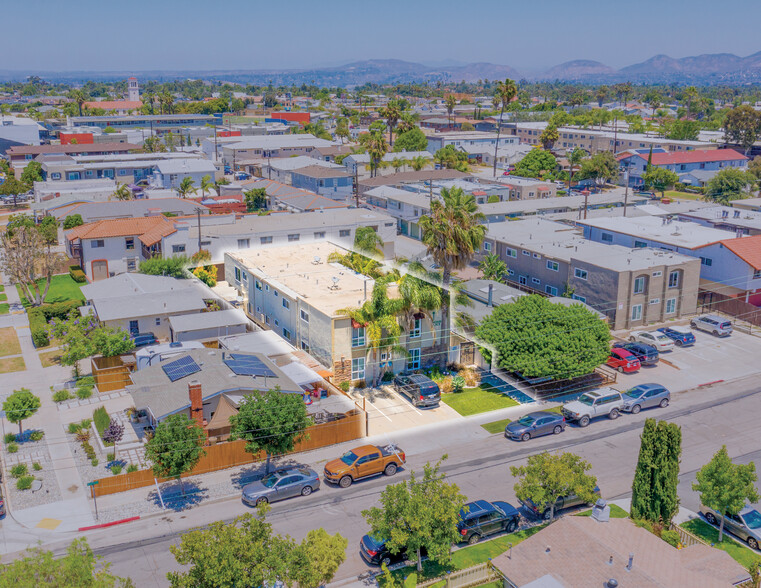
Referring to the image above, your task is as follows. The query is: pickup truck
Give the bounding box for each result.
[324,444,405,488]
[561,388,625,427]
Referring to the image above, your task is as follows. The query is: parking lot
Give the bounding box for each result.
[611,323,761,393]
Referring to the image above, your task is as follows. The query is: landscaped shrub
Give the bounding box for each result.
[102,420,124,444]
[80,418,92,430]
[339,381,350,392]
[661,529,681,547]
[111,464,122,475]
[91,458,99,467]
[10,464,28,478]
[68,422,81,434]
[107,452,115,462]
[75,429,91,443]
[451,375,466,393]
[381,371,394,382]
[77,376,95,387]
[81,442,96,460]
[126,464,138,473]
[29,430,44,441]
[6,442,18,453]
[3,433,16,444]
[16,476,34,490]
[28,309,49,347]
[354,379,366,389]
[458,367,481,388]
[53,390,71,402]
[93,406,110,436]
[32,462,42,471]
[76,386,93,399]
[68,266,87,283]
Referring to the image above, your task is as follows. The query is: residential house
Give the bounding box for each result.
[253,156,344,184]
[45,198,210,224]
[0,115,42,153]
[674,205,761,236]
[358,169,470,194]
[153,158,219,189]
[209,134,337,166]
[32,179,118,210]
[6,142,139,169]
[694,234,761,306]
[463,143,533,170]
[343,151,433,178]
[616,149,748,188]
[290,165,354,202]
[730,197,761,212]
[238,178,350,212]
[310,144,355,162]
[364,186,432,239]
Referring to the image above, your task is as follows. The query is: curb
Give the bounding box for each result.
[78,515,140,532]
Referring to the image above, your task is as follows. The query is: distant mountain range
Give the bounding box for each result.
[2,51,761,86]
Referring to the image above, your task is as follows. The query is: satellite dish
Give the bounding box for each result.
[313,256,321,264]
[332,276,339,285]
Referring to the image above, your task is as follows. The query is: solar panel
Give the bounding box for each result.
[162,355,201,382]
[224,353,277,378]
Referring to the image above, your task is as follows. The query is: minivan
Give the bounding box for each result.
[691,315,732,337]
[392,374,441,408]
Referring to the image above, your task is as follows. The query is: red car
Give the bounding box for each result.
[607,348,641,373]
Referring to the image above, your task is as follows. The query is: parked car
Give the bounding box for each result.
[620,383,671,413]
[241,466,320,506]
[629,331,675,352]
[520,487,601,520]
[393,374,440,408]
[359,535,427,567]
[657,326,696,347]
[324,444,405,488]
[457,500,520,544]
[562,388,624,427]
[691,315,733,337]
[606,348,641,373]
[700,505,761,550]
[131,332,158,348]
[505,411,566,441]
[612,341,659,366]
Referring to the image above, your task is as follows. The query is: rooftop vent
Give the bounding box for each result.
[607,580,619,588]
[591,498,610,523]
[329,276,340,290]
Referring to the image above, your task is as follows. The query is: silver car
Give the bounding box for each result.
[700,504,761,550]
[242,466,320,506]
[691,315,733,337]
[620,383,670,413]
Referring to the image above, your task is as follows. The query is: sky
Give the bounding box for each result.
[3,0,760,73]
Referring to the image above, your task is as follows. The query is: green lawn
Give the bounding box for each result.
[663,190,703,201]
[681,519,761,570]
[441,384,519,416]
[0,294,6,302]
[575,504,629,518]
[544,405,563,414]
[0,285,5,292]
[0,304,8,315]
[481,418,512,434]
[16,275,85,306]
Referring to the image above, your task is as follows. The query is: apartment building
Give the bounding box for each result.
[209,134,337,165]
[290,165,354,202]
[68,114,218,130]
[617,149,748,188]
[426,131,519,154]
[482,218,700,330]
[6,142,139,168]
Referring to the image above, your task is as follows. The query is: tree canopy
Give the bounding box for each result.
[513,148,557,179]
[144,413,206,494]
[139,256,189,278]
[704,168,756,204]
[574,152,618,186]
[244,188,268,212]
[475,295,610,379]
[724,105,761,153]
[642,166,680,197]
[2,388,41,437]
[393,126,428,152]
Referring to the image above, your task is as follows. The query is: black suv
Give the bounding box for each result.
[457,500,520,544]
[359,534,426,567]
[612,341,659,366]
[393,374,441,408]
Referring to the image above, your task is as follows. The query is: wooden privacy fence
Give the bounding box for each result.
[91,355,133,393]
[700,291,761,327]
[418,563,499,588]
[92,409,366,497]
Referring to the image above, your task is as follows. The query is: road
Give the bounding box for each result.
[58,376,761,587]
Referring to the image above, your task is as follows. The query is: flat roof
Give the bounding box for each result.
[678,205,761,230]
[479,192,648,216]
[167,309,249,332]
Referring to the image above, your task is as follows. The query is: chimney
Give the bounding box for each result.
[188,380,204,430]
[488,283,494,307]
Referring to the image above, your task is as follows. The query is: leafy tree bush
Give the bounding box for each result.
[574,151,618,186]
[475,295,610,379]
[53,389,72,402]
[3,433,16,444]
[16,476,34,490]
[106,452,115,462]
[393,127,428,152]
[127,464,139,473]
[91,458,99,467]
[3,388,41,436]
[6,442,18,453]
[29,430,44,441]
[513,148,557,179]
[244,188,268,212]
[77,386,93,399]
[63,214,84,230]
[704,168,756,204]
[68,265,87,283]
[111,465,122,475]
[643,167,680,198]
[144,413,206,495]
[32,462,42,471]
[10,464,28,478]
[139,256,189,278]
[102,419,124,444]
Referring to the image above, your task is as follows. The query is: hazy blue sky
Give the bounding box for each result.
[4,0,760,72]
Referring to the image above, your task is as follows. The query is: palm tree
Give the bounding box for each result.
[595,86,608,108]
[380,100,403,146]
[392,157,408,173]
[177,177,197,199]
[200,174,214,198]
[478,254,507,283]
[418,187,486,365]
[144,90,156,114]
[445,94,457,128]
[69,89,87,117]
[567,148,586,194]
[161,91,174,114]
[354,226,384,257]
[410,155,428,172]
[111,183,132,201]
[398,261,444,347]
[491,79,518,177]
[367,132,389,178]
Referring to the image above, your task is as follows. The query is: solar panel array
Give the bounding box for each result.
[224,353,277,378]
[161,355,202,382]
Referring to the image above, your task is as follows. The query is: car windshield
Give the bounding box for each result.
[517,416,536,426]
[623,388,644,399]
[655,335,670,342]
[340,451,358,466]
[260,473,279,488]
[743,510,761,529]
[577,395,595,406]
[720,322,731,329]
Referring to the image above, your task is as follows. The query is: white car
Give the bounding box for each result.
[629,330,675,351]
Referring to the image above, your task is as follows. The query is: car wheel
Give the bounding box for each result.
[256,496,268,506]
[339,475,353,488]
[384,463,398,476]
[630,404,641,414]
[301,485,313,497]
[748,537,759,550]
[659,398,669,408]
[675,340,683,347]
[609,409,619,420]
[705,512,717,525]
[690,321,697,329]
[553,425,562,435]
[617,366,624,373]
[467,534,480,545]
[712,330,719,336]
[521,432,531,442]
[381,556,392,567]
[506,520,518,533]
[629,336,636,342]
[543,509,552,521]
[579,415,590,427]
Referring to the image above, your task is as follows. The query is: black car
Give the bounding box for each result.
[457,500,520,544]
[505,411,566,441]
[392,374,440,408]
[359,534,427,567]
[612,341,659,366]
[520,487,601,520]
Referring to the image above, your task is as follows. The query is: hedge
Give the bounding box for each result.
[28,300,82,348]
[69,265,87,283]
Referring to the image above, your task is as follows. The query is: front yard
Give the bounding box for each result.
[0,327,22,357]
[681,518,761,570]
[16,274,85,306]
[441,384,519,416]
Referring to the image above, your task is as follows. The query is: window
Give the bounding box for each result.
[634,240,647,248]
[505,247,517,258]
[91,240,104,248]
[274,319,280,327]
[125,237,135,250]
[574,268,588,280]
[351,357,365,380]
[532,253,541,259]
[282,328,291,340]
[410,317,421,338]
[631,304,643,321]
[531,278,540,285]
[407,348,421,370]
[172,244,185,254]
[300,310,309,323]
[273,290,278,297]
[545,285,558,296]
[265,314,271,325]
[234,267,241,282]
[666,298,676,314]
[649,298,660,305]
[483,242,492,252]
[255,280,262,291]
[260,236,272,244]
[668,271,679,288]
[265,285,270,291]
[237,238,250,249]
[129,320,138,333]
[126,258,137,272]
[652,271,662,278]
[572,294,586,303]
[633,276,645,294]
[507,269,515,276]
[754,269,761,279]
[155,317,161,326]
[700,256,713,267]
[601,232,613,242]
[352,327,365,347]
[282,298,290,309]
[522,250,530,256]
[339,229,350,237]
[300,340,310,352]
[546,260,559,272]
[288,234,300,242]
[314,231,325,239]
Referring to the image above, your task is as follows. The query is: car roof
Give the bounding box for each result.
[352,445,381,456]
[612,348,635,357]
[701,314,725,321]
[408,374,434,384]
[463,500,495,516]
[633,383,664,392]
[527,411,562,419]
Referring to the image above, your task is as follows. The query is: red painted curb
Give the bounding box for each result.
[78,516,140,532]
[697,379,724,388]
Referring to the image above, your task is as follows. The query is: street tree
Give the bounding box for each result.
[177,177,197,199]
[567,147,586,193]
[513,148,557,179]
[642,166,680,198]
[362,458,466,572]
[2,388,41,437]
[491,78,518,177]
[0,176,28,206]
[230,387,311,473]
[288,528,349,588]
[476,294,610,379]
[510,451,598,521]
[478,254,507,283]
[724,105,761,154]
[630,419,683,525]
[0,538,132,587]
[0,226,65,306]
[693,446,759,542]
[704,168,756,204]
[144,413,206,495]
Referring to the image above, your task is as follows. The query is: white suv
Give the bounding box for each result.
[691,315,733,337]
[561,388,625,427]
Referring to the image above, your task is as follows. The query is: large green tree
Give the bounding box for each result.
[478,254,507,283]
[642,166,680,198]
[394,127,428,152]
[491,79,518,177]
[475,295,610,379]
[704,168,756,204]
[2,388,41,437]
[0,225,64,306]
[574,152,618,187]
[145,413,206,495]
[630,419,682,525]
[433,145,469,172]
[539,124,559,150]
[693,446,759,542]
[513,148,557,179]
[510,451,598,521]
[19,160,43,188]
[724,105,761,154]
[229,387,311,473]
[362,459,466,572]
[139,256,189,276]
[244,188,268,212]
[288,528,349,588]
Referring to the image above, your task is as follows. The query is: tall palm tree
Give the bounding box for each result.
[161,91,174,114]
[177,177,197,199]
[492,79,518,177]
[200,174,214,198]
[478,254,507,283]
[353,226,384,257]
[445,94,457,128]
[367,132,389,178]
[111,183,132,201]
[567,148,586,194]
[380,100,402,146]
[418,187,486,365]
[144,90,156,114]
[69,89,87,117]
[410,155,428,172]
[398,261,444,347]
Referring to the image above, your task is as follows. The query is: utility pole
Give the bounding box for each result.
[196,208,202,252]
[622,162,631,217]
[612,115,618,155]
[353,168,359,208]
